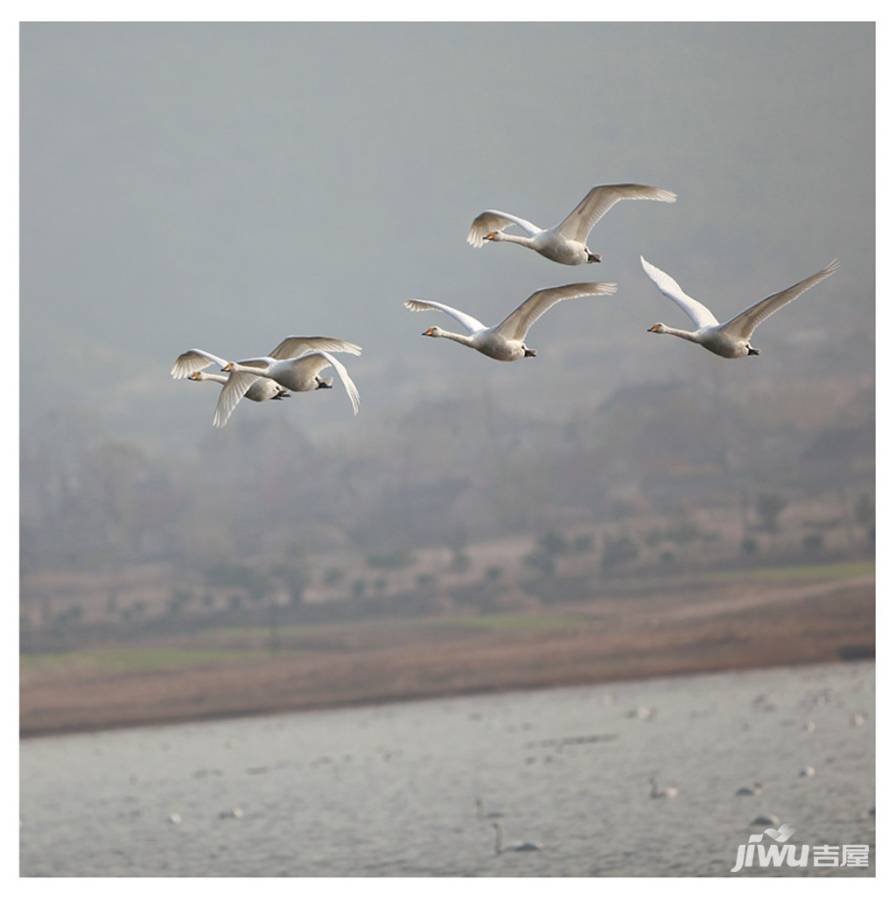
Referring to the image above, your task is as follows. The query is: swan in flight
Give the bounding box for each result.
[467,183,676,265]
[641,257,839,358]
[491,822,541,854]
[186,370,290,403]
[170,336,361,427]
[220,350,360,427]
[404,282,617,361]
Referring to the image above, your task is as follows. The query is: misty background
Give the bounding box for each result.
[20,22,874,640]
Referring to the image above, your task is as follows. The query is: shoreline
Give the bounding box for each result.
[20,572,874,739]
[20,652,874,741]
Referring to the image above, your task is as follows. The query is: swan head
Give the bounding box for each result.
[222,361,236,372]
[484,231,499,241]
[422,326,443,338]
[647,323,667,334]
[187,371,203,381]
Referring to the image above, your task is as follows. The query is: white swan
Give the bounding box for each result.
[491,822,541,854]
[641,257,840,358]
[220,350,360,427]
[170,336,360,380]
[404,282,617,361]
[171,336,361,428]
[648,776,679,799]
[467,184,676,265]
[187,370,290,403]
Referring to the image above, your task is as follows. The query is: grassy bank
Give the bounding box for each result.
[20,561,874,737]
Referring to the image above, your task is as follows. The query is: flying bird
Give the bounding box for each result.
[640,257,839,358]
[467,183,676,265]
[220,350,360,427]
[404,282,617,362]
[170,336,361,427]
[186,370,290,402]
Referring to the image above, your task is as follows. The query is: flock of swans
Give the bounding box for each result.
[171,182,839,427]
[171,337,361,428]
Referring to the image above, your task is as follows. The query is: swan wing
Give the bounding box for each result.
[170,348,228,379]
[640,256,719,328]
[212,372,261,428]
[297,351,360,415]
[403,299,487,333]
[722,259,840,340]
[268,336,362,360]
[466,210,542,247]
[494,282,618,341]
[555,184,677,243]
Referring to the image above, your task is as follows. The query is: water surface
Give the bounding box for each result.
[21,661,874,876]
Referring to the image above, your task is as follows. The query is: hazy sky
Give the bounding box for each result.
[21,23,874,445]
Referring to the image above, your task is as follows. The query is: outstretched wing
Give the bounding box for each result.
[555,184,677,243]
[170,348,228,379]
[494,282,618,341]
[640,256,719,329]
[213,372,261,428]
[466,210,542,248]
[268,336,362,360]
[403,299,487,333]
[296,351,360,416]
[722,259,840,340]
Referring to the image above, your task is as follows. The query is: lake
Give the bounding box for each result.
[20,661,874,876]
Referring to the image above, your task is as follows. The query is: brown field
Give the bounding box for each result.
[20,562,874,737]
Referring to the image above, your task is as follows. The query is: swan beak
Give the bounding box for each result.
[484,231,498,241]
[422,327,436,337]
[188,372,201,381]
[222,362,235,372]
[647,324,661,334]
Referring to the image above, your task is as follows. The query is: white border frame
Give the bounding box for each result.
[6,5,886,895]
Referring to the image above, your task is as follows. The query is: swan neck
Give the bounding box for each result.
[440,330,476,347]
[497,232,533,247]
[663,326,701,343]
